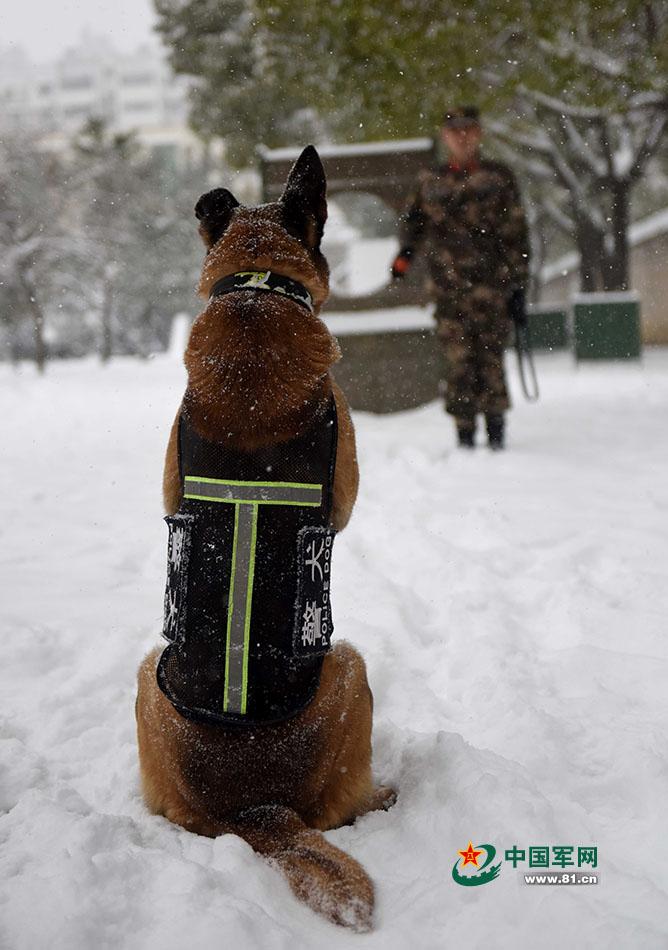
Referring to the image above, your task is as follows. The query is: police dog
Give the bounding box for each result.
[136,146,394,931]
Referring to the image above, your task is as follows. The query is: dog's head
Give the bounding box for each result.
[194,145,329,311]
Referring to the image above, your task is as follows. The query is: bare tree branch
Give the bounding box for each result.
[630,109,668,181]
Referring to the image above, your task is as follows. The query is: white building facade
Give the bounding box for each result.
[0,34,218,166]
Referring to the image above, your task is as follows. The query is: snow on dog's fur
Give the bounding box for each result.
[135,146,395,932]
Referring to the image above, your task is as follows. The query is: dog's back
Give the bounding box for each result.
[136,147,394,932]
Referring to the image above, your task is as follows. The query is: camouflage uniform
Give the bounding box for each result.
[399,159,530,424]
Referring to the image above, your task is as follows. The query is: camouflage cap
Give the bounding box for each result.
[443,106,481,128]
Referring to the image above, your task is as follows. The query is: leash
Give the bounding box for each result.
[514,321,540,402]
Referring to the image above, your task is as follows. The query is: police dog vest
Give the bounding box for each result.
[156,395,338,726]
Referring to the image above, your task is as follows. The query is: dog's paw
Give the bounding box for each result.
[371,785,398,813]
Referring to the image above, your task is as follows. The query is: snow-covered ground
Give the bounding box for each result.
[1,344,667,949]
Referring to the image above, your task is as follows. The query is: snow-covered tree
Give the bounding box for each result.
[110,166,205,358]
[72,119,152,361]
[0,135,78,371]
[153,0,327,166]
[1,122,206,365]
[271,1,668,292]
[158,0,667,293]
[71,119,202,360]
[484,3,668,291]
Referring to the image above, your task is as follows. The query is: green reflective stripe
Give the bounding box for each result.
[185,492,320,507]
[223,504,239,712]
[240,504,258,714]
[184,477,321,507]
[186,476,322,490]
[224,503,257,714]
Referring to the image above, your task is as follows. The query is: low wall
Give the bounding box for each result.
[324,308,440,413]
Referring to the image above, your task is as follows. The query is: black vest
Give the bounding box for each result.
[156,395,338,726]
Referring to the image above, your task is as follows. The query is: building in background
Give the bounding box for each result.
[0,33,222,168]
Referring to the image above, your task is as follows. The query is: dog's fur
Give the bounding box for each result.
[136,147,394,932]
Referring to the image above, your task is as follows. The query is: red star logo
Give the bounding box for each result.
[458,841,483,867]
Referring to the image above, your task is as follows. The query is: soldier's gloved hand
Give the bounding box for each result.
[508,288,528,326]
[391,250,413,280]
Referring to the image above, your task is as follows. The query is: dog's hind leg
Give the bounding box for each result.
[302,643,397,831]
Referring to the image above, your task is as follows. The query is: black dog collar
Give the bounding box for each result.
[209,270,314,314]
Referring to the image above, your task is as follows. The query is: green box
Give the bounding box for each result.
[527,307,568,350]
[573,293,641,361]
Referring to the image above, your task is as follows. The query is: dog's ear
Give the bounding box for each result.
[280,145,327,250]
[194,188,240,248]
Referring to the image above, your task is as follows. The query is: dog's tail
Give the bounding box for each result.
[227,804,374,932]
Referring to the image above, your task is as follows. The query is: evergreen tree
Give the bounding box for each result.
[154,0,327,166]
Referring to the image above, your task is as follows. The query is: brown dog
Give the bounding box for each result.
[136,146,394,932]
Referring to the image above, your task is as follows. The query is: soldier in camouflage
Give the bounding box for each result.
[392,106,530,449]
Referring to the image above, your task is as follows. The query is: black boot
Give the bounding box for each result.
[486,413,505,450]
[456,416,476,449]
